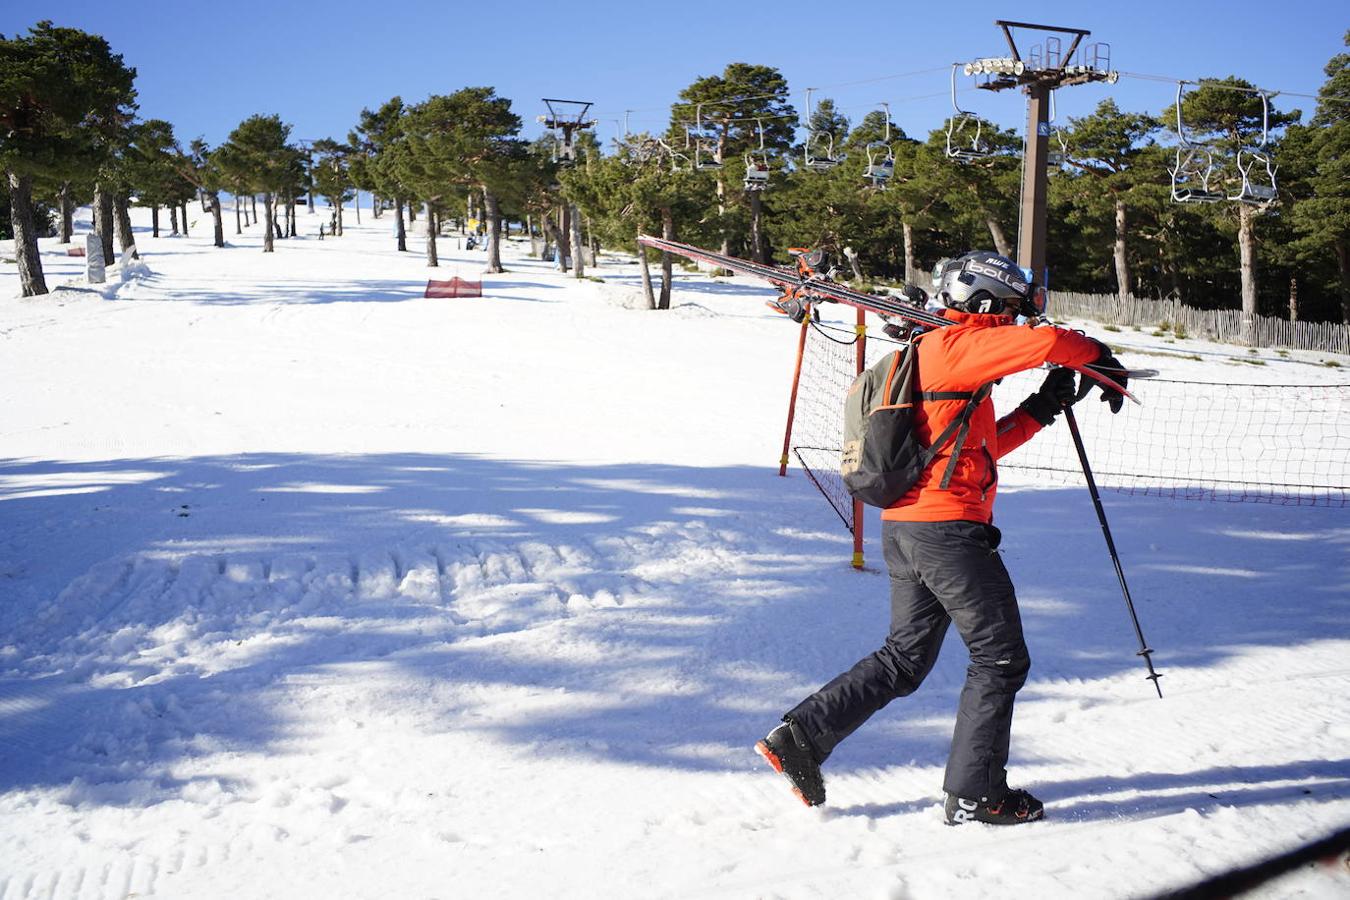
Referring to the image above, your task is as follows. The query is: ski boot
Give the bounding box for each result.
[944,788,1044,825]
[755,718,825,807]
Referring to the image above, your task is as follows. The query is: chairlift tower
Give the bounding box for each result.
[538,98,598,164]
[957,20,1119,284]
[538,99,598,277]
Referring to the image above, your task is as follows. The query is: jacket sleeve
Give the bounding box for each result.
[932,323,1101,387]
[994,406,1043,459]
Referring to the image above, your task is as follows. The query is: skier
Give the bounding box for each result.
[756,250,1129,825]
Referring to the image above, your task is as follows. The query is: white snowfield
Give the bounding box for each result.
[1,208,1347,900]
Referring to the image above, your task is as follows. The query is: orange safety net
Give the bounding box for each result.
[425,278,482,298]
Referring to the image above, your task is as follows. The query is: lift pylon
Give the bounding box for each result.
[954,20,1120,285]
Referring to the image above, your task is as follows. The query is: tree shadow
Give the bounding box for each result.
[0,453,1344,813]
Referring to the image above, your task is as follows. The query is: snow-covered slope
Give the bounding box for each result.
[1,209,1346,899]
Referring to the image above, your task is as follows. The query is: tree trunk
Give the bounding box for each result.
[354,191,360,224]
[901,222,916,284]
[407,202,415,222]
[425,204,438,266]
[250,194,258,225]
[985,215,1011,258]
[1289,274,1298,323]
[1113,199,1131,304]
[7,171,49,297]
[637,242,656,310]
[111,194,133,256]
[94,182,115,267]
[569,203,585,279]
[659,207,674,310]
[557,206,571,271]
[263,192,275,252]
[1335,239,1350,324]
[209,192,224,247]
[395,198,407,252]
[59,183,74,243]
[151,206,160,238]
[749,191,766,264]
[180,201,189,236]
[336,200,344,236]
[484,189,505,273]
[234,195,242,234]
[1237,203,1258,345]
[170,204,179,236]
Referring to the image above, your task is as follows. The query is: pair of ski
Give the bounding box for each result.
[635,234,1157,399]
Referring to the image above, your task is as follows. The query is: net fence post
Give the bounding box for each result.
[777,306,813,477]
[852,307,867,570]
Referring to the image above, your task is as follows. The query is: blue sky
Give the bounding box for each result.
[7,0,1346,149]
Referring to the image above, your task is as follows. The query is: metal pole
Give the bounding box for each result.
[1062,406,1164,697]
[1017,82,1051,284]
[777,309,813,477]
[852,306,867,570]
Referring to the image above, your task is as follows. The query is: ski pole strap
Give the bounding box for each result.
[937,383,993,490]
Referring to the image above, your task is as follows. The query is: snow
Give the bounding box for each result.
[1,207,1347,900]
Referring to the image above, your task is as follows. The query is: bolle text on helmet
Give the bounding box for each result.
[965,261,1029,296]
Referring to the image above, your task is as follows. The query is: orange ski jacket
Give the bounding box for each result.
[881,308,1102,525]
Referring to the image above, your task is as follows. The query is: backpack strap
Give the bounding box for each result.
[935,383,993,490]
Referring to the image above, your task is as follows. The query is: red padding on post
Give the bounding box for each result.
[425,278,482,298]
[67,246,87,257]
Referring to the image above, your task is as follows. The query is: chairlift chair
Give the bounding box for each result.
[1170,146,1225,203]
[1170,81,1226,204]
[804,131,841,171]
[1232,150,1278,203]
[945,65,993,163]
[802,88,842,172]
[862,104,895,188]
[691,103,725,171]
[864,144,894,188]
[1230,90,1279,204]
[743,118,770,191]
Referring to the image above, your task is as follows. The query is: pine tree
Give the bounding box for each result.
[0,22,136,295]
[670,64,796,263]
[219,114,296,252]
[1056,100,1164,301]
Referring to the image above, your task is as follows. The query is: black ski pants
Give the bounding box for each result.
[785,519,1030,801]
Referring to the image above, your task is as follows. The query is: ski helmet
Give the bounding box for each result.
[936,251,1046,318]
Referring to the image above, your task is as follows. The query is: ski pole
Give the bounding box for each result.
[1062,406,1164,698]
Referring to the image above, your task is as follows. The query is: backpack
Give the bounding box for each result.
[841,342,991,508]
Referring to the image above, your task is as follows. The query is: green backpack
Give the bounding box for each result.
[841,343,991,508]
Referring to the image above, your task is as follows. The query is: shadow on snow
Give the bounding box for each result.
[0,452,1344,816]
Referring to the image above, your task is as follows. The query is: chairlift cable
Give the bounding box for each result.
[1118,71,1346,105]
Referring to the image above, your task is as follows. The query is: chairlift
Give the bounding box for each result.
[802,88,842,172]
[945,64,992,163]
[863,103,895,189]
[691,103,724,171]
[1169,82,1226,203]
[744,118,770,191]
[1230,90,1279,204]
[658,138,690,174]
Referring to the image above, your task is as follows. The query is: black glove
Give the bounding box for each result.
[1076,340,1128,414]
[1020,367,1078,426]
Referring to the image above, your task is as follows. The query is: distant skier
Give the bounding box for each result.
[756,251,1130,825]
